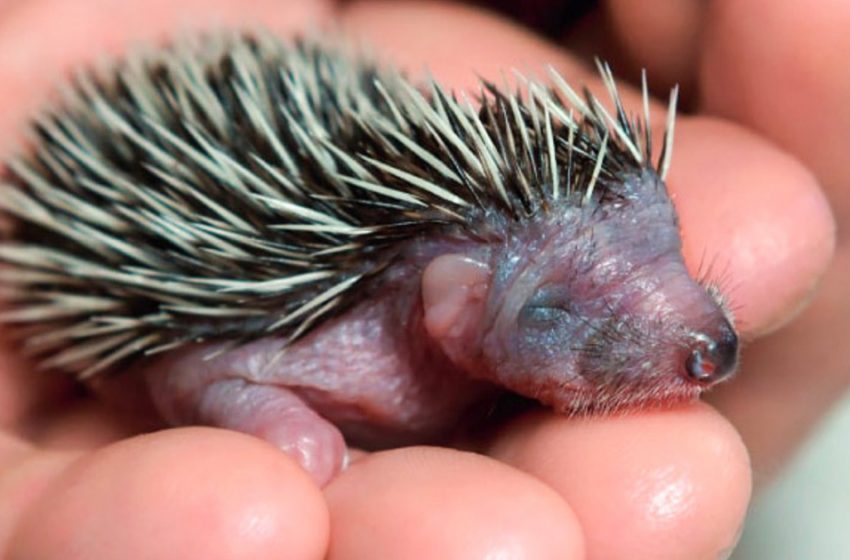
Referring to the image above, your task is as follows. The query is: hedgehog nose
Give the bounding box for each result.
[685,320,739,385]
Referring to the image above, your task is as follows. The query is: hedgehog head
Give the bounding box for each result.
[421,167,737,413]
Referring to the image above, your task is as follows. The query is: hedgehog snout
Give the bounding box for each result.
[684,318,739,385]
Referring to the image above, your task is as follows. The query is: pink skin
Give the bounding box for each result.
[0,1,844,559]
[140,289,491,485]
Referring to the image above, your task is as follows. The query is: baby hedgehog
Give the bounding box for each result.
[0,32,738,485]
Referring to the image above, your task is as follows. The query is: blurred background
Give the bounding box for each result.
[733,395,850,559]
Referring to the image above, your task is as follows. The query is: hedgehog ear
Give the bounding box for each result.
[421,254,491,361]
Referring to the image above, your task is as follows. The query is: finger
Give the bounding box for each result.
[601,0,706,95]
[0,340,76,429]
[489,403,751,559]
[0,0,335,151]
[27,399,152,450]
[325,446,584,559]
[0,434,79,553]
[344,0,595,93]
[0,0,24,19]
[700,0,850,214]
[341,1,833,333]
[6,428,329,560]
[669,117,835,336]
[0,0,335,425]
[697,0,850,481]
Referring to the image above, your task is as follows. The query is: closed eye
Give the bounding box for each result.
[518,302,572,329]
[518,285,575,329]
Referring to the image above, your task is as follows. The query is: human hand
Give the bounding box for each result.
[0,1,839,558]
[593,0,850,482]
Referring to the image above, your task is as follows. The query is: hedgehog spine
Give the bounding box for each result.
[0,32,679,379]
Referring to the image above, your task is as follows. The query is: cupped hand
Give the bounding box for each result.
[0,1,841,558]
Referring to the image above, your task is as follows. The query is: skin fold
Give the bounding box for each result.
[0,1,844,559]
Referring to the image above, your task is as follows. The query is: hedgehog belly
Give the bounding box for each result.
[96,269,493,486]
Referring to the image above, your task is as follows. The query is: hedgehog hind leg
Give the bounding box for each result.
[147,372,347,487]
